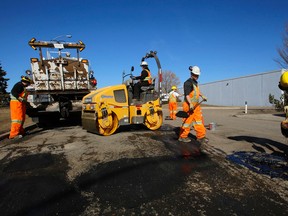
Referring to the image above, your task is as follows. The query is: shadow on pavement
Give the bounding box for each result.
[227,135,288,180]
[227,135,288,158]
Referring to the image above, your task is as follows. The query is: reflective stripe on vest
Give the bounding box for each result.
[189,84,200,106]
[143,69,152,84]
[169,92,177,102]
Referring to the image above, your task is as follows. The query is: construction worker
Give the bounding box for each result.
[278,71,288,137]
[279,71,288,91]
[9,76,32,139]
[178,66,208,144]
[131,61,152,101]
[168,86,180,120]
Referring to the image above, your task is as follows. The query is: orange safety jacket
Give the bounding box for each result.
[143,69,152,84]
[9,88,29,138]
[180,83,206,139]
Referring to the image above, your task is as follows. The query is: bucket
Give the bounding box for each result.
[209,122,216,131]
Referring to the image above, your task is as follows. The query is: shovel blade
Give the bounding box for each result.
[176,111,189,118]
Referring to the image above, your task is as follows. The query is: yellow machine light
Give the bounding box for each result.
[81,59,88,63]
[28,38,37,50]
[31,58,39,62]
[78,40,85,52]
[29,37,36,43]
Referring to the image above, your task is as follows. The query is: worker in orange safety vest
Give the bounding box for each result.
[131,61,152,102]
[9,76,32,139]
[168,86,181,120]
[178,66,208,144]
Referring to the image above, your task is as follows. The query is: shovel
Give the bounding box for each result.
[176,99,205,118]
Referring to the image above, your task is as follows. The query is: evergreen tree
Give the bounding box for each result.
[0,63,9,94]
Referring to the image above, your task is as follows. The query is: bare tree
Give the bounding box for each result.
[276,24,288,68]
[162,70,181,93]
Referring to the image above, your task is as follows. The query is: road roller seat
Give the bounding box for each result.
[141,78,156,92]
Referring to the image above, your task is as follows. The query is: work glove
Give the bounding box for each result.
[189,103,194,111]
[201,95,208,102]
[130,76,136,80]
[18,97,26,102]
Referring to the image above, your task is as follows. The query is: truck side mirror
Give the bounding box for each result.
[89,70,94,78]
[131,66,134,72]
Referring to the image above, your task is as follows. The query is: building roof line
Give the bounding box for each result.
[202,69,285,85]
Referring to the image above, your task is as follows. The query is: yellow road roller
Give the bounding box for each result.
[81,51,163,135]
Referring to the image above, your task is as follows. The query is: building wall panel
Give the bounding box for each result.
[200,70,284,107]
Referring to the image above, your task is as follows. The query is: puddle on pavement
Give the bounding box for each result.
[149,128,201,158]
[226,151,288,180]
[75,155,209,209]
[0,153,88,216]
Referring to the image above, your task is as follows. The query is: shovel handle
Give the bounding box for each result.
[176,99,205,118]
[189,99,204,111]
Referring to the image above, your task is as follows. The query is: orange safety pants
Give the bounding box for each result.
[179,102,206,139]
[9,101,26,139]
[169,101,178,120]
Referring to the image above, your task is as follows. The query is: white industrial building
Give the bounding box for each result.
[200,69,286,107]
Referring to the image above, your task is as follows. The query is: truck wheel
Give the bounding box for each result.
[97,112,119,136]
[144,111,163,130]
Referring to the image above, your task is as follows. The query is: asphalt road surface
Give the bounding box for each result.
[0,107,287,216]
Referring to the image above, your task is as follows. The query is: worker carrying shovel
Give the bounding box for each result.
[178,66,208,144]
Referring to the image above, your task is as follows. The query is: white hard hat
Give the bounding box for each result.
[140,61,148,66]
[190,66,200,75]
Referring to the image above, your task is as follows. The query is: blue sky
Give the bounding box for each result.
[1,0,288,91]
